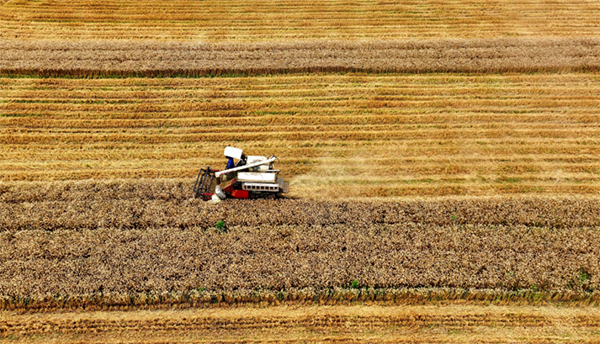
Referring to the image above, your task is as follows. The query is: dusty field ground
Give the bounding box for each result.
[3,304,600,343]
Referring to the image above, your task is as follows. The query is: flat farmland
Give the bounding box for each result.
[2,0,600,342]
[1,73,599,197]
[2,192,600,342]
[3,305,600,343]
[1,0,599,40]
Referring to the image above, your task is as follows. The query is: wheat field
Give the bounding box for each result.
[2,0,600,341]
[3,305,600,343]
[2,73,599,197]
[1,0,599,40]
[2,181,600,305]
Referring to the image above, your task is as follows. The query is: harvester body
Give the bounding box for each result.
[194,147,289,201]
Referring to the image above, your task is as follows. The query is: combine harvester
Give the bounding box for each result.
[194,147,289,202]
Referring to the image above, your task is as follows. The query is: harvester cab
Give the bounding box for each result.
[193,146,289,202]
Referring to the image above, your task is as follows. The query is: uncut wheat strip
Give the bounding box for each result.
[0,167,317,183]
[5,68,597,83]
[2,100,598,114]
[1,106,595,122]
[0,171,597,187]
[0,144,331,159]
[1,38,599,75]
[4,1,596,20]
[1,224,600,295]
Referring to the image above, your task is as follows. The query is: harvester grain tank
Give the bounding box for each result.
[194,147,289,201]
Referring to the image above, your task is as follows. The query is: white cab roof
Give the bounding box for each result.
[224,146,243,159]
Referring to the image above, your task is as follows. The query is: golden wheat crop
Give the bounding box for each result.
[3,304,600,343]
[1,73,599,197]
[0,181,599,309]
[1,180,600,230]
[1,0,599,41]
[2,0,600,339]
[1,220,600,305]
[1,38,599,76]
